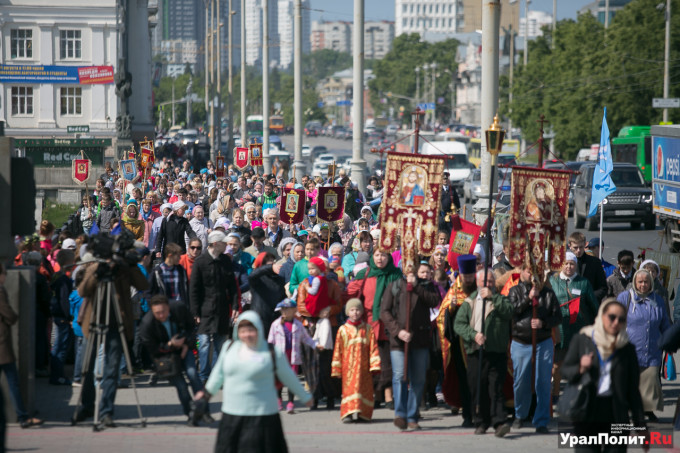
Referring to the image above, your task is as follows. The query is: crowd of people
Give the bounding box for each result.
[6,154,678,451]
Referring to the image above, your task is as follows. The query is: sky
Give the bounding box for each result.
[309,0,597,23]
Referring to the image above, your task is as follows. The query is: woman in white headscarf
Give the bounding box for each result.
[562,298,646,445]
[617,268,671,422]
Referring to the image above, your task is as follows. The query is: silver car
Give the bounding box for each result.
[463,169,482,204]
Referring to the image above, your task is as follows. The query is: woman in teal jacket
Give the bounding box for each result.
[548,251,597,401]
[199,311,312,452]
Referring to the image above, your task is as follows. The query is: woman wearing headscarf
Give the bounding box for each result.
[248,252,286,338]
[140,198,161,248]
[341,231,374,278]
[121,201,145,241]
[345,250,403,410]
[280,242,303,285]
[548,251,598,404]
[561,298,646,446]
[337,214,354,250]
[639,259,670,321]
[617,268,671,422]
[196,311,313,452]
[276,238,298,267]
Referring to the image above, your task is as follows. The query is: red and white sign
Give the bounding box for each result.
[77,66,114,85]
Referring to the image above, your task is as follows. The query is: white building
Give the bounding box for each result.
[160,39,198,65]
[0,0,119,137]
[278,0,310,69]
[395,0,462,37]
[519,10,553,39]
[243,0,281,67]
[365,21,394,60]
[0,0,154,166]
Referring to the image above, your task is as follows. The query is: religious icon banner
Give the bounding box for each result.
[234,147,249,170]
[72,159,90,185]
[447,215,483,270]
[121,159,137,181]
[378,152,445,266]
[140,144,154,169]
[249,143,263,167]
[279,188,306,225]
[317,186,345,222]
[507,166,570,276]
[127,150,136,160]
[215,154,225,178]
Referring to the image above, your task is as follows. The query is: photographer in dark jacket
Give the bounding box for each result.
[73,238,149,428]
[140,295,209,425]
[380,260,441,431]
[190,231,240,383]
[569,232,607,303]
[155,201,197,258]
[508,264,561,434]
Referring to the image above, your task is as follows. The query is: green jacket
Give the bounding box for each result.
[454,291,513,355]
[548,273,598,350]
[288,258,309,293]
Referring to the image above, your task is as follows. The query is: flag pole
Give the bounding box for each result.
[599,201,604,260]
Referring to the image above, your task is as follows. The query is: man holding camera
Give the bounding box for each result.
[139,295,209,425]
[74,244,149,428]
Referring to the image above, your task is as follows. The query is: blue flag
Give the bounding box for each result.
[588,107,617,217]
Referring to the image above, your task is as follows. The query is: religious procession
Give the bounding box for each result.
[6,104,680,453]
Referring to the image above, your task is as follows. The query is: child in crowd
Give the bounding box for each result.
[331,298,381,423]
[69,270,85,386]
[267,299,321,414]
[305,257,331,318]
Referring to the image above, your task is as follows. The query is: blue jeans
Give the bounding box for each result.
[183,350,203,393]
[167,352,203,416]
[82,332,123,418]
[73,336,85,382]
[0,363,28,422]
[390,347,429,423]
[511,338,553,428]
[197,334,226,381]
[50,317,72,383]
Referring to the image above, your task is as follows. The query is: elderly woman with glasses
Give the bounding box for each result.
[562,298,646,446]
[617,268,671,422]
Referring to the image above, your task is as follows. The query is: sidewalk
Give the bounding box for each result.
[8,372,680,453]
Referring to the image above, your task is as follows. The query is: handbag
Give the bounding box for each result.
[153,353,182,379]
[558,370,595,423]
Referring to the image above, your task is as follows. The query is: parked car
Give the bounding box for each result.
[544,160,587,214]
[572,162,654,231]
[302,144,311,157]
[311,146,328,160]
[463,170,482,204]
[305,121,323,136]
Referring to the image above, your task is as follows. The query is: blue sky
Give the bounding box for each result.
[309,0,597,23]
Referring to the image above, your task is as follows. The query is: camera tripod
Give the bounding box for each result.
[71,272,146,431]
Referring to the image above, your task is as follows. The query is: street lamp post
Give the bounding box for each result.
[415,66,420,106]
[431,62,437,125]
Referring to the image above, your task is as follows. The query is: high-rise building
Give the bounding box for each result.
[310,20,394,60]
[578,0,634,25]
[278,0,310,69]
[395,0,462,36]
[243,0,280,67]
[519,10,553,39]
[365,21,394,60]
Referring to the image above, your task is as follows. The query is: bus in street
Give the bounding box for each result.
[269,115,284,134]
[469,138,520,167]
[611,125,652,182]
[246,115,264,140]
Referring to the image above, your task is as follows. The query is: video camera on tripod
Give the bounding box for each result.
[88,229,141,281]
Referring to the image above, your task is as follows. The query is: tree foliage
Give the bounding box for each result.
[369,34,459,124]
[504,0,680,159]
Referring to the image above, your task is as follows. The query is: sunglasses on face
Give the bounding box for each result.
[607,313,626,324]
[190,246,202,251]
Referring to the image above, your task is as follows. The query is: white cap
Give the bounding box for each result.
[62,238,77,250]
[208,230,228,244]
[565,251,577,263]
[312,224,321,234]
[172,201,187,211]
[160,203,172,213]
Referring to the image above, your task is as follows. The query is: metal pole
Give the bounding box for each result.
[210,0,216,157]
[431,62,437,126]
[415,67,420,107]
[205,0,209,113]
[293,0,305,176]
[350,0,367,192]
[172,80,176,126]
[480,0,501,197]
[523,0,528,65]
[552,0,556,50]
[508,24,514,138]
[663,0,671,123]
[604,0,610,29]
[216,0,222,161]
[262,0,271,174]
[228,0,234,157]
[241,0,246,145]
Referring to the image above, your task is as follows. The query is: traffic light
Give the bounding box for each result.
[11,157,36,236]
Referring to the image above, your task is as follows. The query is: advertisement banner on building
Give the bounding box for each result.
[0,65,114,84]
